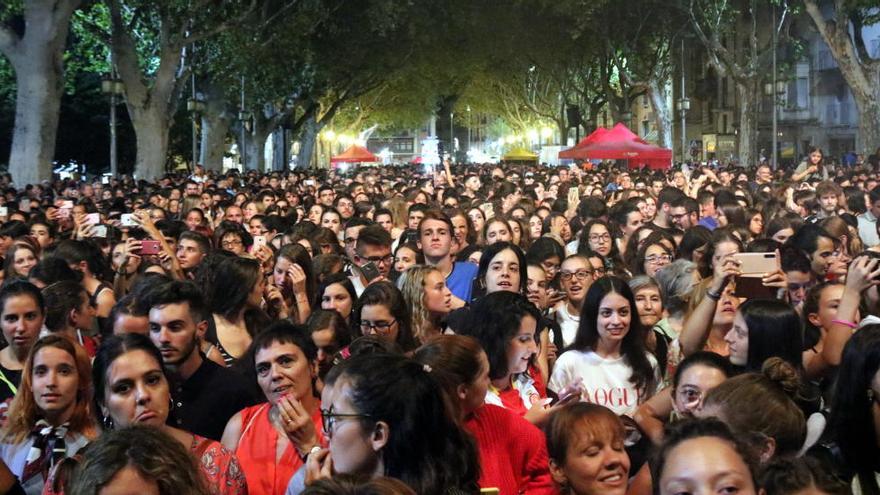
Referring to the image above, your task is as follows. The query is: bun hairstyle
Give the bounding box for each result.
[701,358,806,458]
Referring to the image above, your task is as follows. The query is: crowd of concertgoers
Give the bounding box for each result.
[0,149,878,494]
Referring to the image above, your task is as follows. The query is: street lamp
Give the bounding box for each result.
[764,78,786,170]
[100,73,124,177]
[449,112,454,155]
[677,39,690,163]
[187,93,206,170]
[466,106,471,156]
[676,98,691,163]
[239,75,248,169]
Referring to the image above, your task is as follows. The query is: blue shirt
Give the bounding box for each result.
[446,262,478,302]
[698,216,718,230]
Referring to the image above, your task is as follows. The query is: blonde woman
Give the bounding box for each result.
[397,265,453,344]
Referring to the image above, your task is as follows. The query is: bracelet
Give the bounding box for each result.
[706,290,721,301]
[831,318,858,329]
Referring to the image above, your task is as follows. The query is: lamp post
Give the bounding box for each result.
[764,4,786,170]
[100,72,124,177]
[187,75,205,171]
[449,112,454,157]
[676,95,691,164]
[466,106,471,156]
[238,75,249,170]
[676,39,691,164]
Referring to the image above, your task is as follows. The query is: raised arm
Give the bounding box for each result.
[678,257,740,356]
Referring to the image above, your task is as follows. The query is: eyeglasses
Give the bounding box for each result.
[589,233,611,243]
[360,319,397,334]
[222,239,243,248]
[321,406,373,436]
[645,254,672,265]
[560,270,593,282]
[360,254,393,265]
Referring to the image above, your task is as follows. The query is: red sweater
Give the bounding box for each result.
[464,404,556,495]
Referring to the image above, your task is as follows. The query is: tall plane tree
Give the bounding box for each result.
[0,0,82,185]
[803,0,880,154]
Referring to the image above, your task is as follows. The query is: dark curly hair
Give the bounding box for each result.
[460,291,541,380]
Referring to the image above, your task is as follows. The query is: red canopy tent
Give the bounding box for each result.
[558,127,610,159]
[330,145,379,163]
[558,123,672,170]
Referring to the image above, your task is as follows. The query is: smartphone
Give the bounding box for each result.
[304,179,315,186]
[734,276,777,299]
[567,186,580,205]
[61,200,74,209]
[92,225,108,238]
[59,207,72,219]
[18,198,30,213]
[732,252,778,277]
[360,262,380,282]
[480,202,494,219]
[552,390,580,406]
[86,213,100,225]
[253,235,267,250]
[140,240,161,255]
[0,206,7,218]
[121,213,137,227]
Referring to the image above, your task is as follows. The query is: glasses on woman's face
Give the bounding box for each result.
[589,233,611,243]
[321,406,373,436]
[222,239,243,249]
[360,319,397,334]
[559,270,593,282]
[645,254,672,265]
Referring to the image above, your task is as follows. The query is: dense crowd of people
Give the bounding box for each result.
[0,147,876,494]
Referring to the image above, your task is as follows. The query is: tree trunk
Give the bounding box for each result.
[648,78,673,149]
[854,97,880,156]
[296,114,321,170]
[556,120,569,145]
[200,111,230,172]
[803,0,880,155]
[736,82,758,167]
[1,0,81,186]
[130,107,171,180]
[199,81,231,171]
[271,127,289,171]
[8,55,63,185]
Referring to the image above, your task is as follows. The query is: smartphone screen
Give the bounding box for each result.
[140,240,161,255]
[360,262,380,282]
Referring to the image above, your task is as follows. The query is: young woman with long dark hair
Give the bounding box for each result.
[548,276,659,417]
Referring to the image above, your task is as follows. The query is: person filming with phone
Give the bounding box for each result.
[349,224,393,297]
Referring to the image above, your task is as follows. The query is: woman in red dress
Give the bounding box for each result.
[92,333,246,495]
[222,322,323,495]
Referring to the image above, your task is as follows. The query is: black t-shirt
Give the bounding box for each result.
[166,357,262,441]
[0,362,22,404]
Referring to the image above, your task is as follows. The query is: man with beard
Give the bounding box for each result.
[144,280,257,441]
